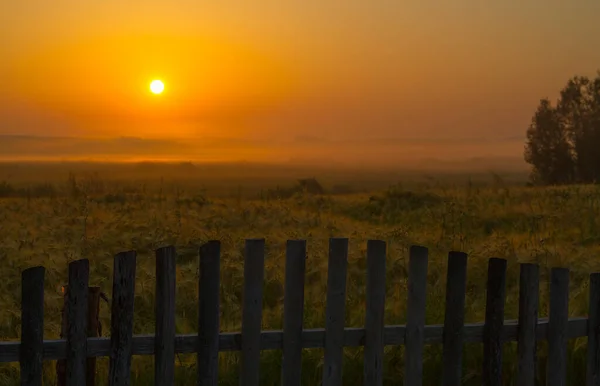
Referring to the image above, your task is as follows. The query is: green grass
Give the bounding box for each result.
[0,174,599,385]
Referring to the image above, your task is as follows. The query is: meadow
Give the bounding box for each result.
[0,162,598,385]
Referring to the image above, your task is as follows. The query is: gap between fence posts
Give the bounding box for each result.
[404,245,429,386]
[322,238,349,386]
[547,267,569,386]
[363,240,386,386]
[587,272,600,386]
[197,240,221,386]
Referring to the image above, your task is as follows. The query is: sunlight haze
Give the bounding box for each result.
[1,0,599,165]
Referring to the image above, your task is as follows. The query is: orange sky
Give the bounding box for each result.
[1,0,600,144]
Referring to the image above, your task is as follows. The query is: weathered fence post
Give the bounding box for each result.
[56,284,103,386]
[108,251,137,386]
[483,258,507,386]
[66,259,90,386]
[8,241,600,386]
[240,239,266,386]
[517,263,539,386]
[441,251,468,386]
[20,266,45,386]
[281,240,307,386]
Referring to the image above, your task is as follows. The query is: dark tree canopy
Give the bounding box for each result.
[524,71,600,185]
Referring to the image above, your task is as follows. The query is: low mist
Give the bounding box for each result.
[0,135,526,173]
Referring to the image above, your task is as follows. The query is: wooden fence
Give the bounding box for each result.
[1,238,600,386]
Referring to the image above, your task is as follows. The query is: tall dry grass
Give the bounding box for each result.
[0,175,599,385]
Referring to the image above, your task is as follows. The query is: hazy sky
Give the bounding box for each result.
[1,0,600,143]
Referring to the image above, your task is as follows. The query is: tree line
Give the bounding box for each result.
[524,71,600,185]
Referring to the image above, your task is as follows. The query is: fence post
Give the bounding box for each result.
[240,239,266,386]
[587,273,600,386]
[363,240,386,386]
[66,259,90,386]
[483,258,507,386]
[547,268,569,386]
[441,251,468,386]
[87,287,103,385]
[20,266,45,386]
[517,263,539,386]
[198,241,221,386]
[155,246,176,386]
[281,240,307,386]
[404,245,429,386]
[322,238,349,386]
[108,251,137,386]
[56,285,102,386]
[11,240,600,386]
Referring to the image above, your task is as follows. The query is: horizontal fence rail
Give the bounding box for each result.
[0,238,599,386]
[0,317,591,361]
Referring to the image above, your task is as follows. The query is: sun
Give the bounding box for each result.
[150,80,164,94]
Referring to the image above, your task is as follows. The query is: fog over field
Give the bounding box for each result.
[0,135,526,173]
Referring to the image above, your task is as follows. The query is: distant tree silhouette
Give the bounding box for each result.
[524,99,574,184]
[524,71,600,185]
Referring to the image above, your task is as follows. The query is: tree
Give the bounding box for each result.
[581,73,600,182]
[556,76,595,182]
[524,98,574,184]
[524,71,600,185]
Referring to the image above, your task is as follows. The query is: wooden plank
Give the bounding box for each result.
[198,240,221,386]
[322,238,349,386]
[66,259,89,386]
[155,246,176,386]
[363,240,386,386]
[441,251,468,386]
[547,267,569,386]
[108,251,137,386]
[56,285,67,386]
[87,287,102,385]
[0,317,592,362]
[404,245,429,386]
[281,240,307,386]
[587,273,600,386]
[482,258,507,386]
[58,285,103,385]
[240,239,266,386]
[20,266,45,386]
[517,263,539,386]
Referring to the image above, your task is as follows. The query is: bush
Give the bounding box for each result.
[0,181,15,197]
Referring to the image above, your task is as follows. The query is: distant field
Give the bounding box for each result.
[0,163,597,385]
[0,161,529,196]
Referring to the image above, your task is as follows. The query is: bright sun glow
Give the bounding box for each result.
[150,80,164,94]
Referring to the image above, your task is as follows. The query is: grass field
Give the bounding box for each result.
[0,163,598,385]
